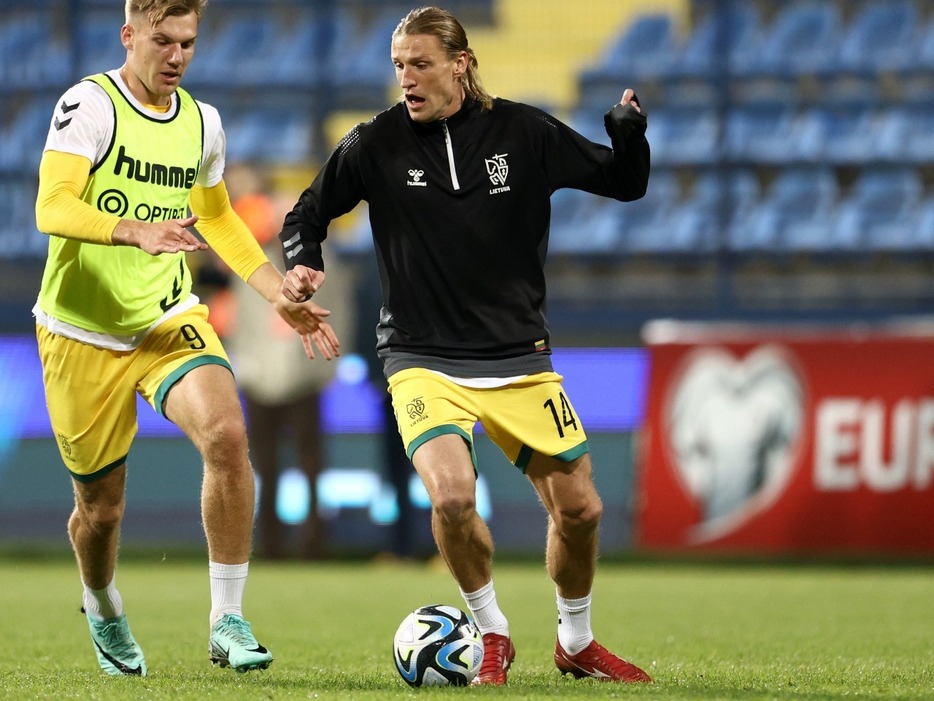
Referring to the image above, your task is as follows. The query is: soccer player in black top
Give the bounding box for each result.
[280,6,652,684]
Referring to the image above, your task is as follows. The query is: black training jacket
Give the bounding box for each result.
[280,97,649,377]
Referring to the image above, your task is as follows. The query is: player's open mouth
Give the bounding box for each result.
[406,94,425,107]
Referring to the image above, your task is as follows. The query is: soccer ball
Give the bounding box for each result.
[392,604,484,687]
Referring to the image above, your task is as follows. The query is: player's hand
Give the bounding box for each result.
[276,267,341,360]
[299,323,340,360]
[112,215,208,255]
[620,88,642,113]
[275,298,340,360]
[606,88,647,140]
[281,264,325,303]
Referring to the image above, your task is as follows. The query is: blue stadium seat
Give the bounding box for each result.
[838,169,924,252]
[0,14,69,88]
[612,172,685,254]
[647,107,719,167]
[744,1,842,78]
[0,99,50,174]
[724,102,799,164]
[782,214,845,253]
[184,17,281,87]
[664,185,719,253]
[335,9,404,91]
[549,189,614,253]
[224,110,312,164]
[551,174,682,256]
[781,169,870,253]
[579,14,677,84]
[834,0,919,76]
[789,107,834,163]
[267,16,322,87]
[911,196,934,251]
[738,168,839,252]
[875,105,914,162]
[667,4,763,80]
[570,199,630,253]
[77,15,127,77]
[917,14,934,70]
[798,104,901,165]
[896,102,934,165]
[668,170,761,253]
[0,179,44,258]
[267,13,355,88]
[726,4,769,78]
[689,170,763,252]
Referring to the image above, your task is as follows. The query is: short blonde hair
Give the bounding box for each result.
[125,0,207,27]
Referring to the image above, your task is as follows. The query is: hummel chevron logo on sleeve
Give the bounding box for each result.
[54,100,80,130]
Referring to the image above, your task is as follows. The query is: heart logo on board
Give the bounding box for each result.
[664,345,805,542]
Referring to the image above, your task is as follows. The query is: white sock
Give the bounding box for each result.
[209,561,248,626]
[557,592,594,655]
[82,580,123,620]
[460,580,508,637]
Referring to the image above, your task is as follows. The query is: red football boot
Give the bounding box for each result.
[555,639,652,683]
[471,633,516,685]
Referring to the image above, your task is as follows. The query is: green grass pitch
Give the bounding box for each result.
[1,552,932,699]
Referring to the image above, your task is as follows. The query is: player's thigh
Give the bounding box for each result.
[482,372,590,471]
[135,306,241,436]
[164,364,246,444]
[71,464,128,520]
[388,368,479,462]
[36,325,137,480]
[409,433,479,506]
[526,450,600,520]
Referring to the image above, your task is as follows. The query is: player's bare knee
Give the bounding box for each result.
[432,491,477,526]
[79,499,125,534]
[196,412,248,464]
[554,498,602,538]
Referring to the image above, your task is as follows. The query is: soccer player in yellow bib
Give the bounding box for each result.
[33,0,339,676]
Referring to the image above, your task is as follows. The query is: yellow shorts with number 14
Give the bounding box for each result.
[388,368,589,472]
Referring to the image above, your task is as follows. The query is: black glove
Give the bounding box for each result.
[604,93,647,141]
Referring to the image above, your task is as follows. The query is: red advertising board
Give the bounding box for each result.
[635,321,934,555]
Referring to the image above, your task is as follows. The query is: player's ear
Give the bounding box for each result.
[121,23,134,51]
[453,50,468,79]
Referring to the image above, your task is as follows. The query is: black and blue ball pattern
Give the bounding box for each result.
[393,604,484,687]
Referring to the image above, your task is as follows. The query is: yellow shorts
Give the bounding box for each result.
[36,305,230,482]
[388,368,589,472]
